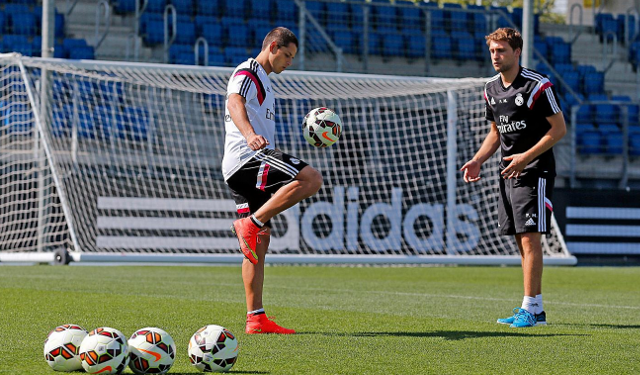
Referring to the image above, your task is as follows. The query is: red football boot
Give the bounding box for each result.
[231,218,260,264]
[245,314,296,334]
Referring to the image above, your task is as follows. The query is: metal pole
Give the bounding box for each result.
[299,1,306,70]
[570,105,578,188]
[363,5,369,73]
[37,0,55,253]
[521,0,534,68]
[445,90,458,255]
[620,105,630,189]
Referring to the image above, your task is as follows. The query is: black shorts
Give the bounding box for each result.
[498,172,554,236]
[226,149,308,227]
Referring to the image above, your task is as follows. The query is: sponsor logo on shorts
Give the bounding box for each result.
[525,218,536,226]
[290,158,300,165]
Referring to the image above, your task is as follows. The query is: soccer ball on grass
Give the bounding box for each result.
[188,324,239,372]
[302,107,342,148]
[128,327,176,374]
[79,327,129,374]
[43,324,88,371]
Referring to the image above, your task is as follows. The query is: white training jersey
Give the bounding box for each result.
[222,58,276,181]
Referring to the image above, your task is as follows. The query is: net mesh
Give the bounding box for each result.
[0,55,570,259]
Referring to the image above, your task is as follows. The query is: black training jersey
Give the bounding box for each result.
[484,66,562,176]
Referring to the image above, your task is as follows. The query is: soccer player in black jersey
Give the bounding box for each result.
[460,28,566,328]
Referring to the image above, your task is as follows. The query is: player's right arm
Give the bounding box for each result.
[227,95,269,151]
[460,121,500,183]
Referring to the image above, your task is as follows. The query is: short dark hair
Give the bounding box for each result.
[262,27,298,51]
[485,27,523,52]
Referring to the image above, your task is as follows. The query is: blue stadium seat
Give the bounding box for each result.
[600,15,617,42]
[326,1,351,27]
[3,103,34,135]
[4,4,30,15]
[380,29,403,57]
[275,0,297,23]
[197,0,220,16]
[2,35,29,53]
[431,31,452,60]
[249,0,272,20]
[562,92,583,115]
[549,41,571,65]
[367,31,381,56]
[452,31,476,61]
[123,106,149,142]
[207,52,226,66]
[113,0,136,14]
[589,94,615,125]
[253,24,273,47]
[398,5,422,30]
[224,0,247,19]
[11,13,36,35]
[533,41,547,61]
[63,38,87,50]
[599,123,623,155]
[69,46,95,59]
[630,132,640,156]
[146,0,167,13]
[92,105,117,139]
[172,0,194,15]
[406,34,426,58]
[445,4,468,33]
[423,6,445,32]
[575,123,600,154]
[51,104,72,137]
[144,19,166,45]
[195,15,217,35]
[305,1,325,24]
[583,72,604,95]
[561,72,580,96]
[576,64,597,78]
[0,11,6,34]
[224,47,248,66]
[174,21,196,44]
[201,23,223,47]
[224,21,250,47]
[351,3,365,29]
[169,44,192,63]
[375,6,398,29]
[330,30,358,55]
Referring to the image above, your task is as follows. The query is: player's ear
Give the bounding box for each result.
[269,41,278,54]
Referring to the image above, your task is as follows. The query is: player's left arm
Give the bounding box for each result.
[501,112,566,179]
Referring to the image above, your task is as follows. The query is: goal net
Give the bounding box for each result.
[0,54,574,264]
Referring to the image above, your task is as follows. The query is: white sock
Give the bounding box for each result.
[535,294,543,314]
[250,214,264,228]
[247,308,265,316]
[521,296,537,314]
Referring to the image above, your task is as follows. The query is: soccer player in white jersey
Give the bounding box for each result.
[460,28,566,328]
[223,27,323,334]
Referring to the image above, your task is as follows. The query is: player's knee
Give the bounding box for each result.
[303,167,323,195]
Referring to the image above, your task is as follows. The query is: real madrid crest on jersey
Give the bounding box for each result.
[515,93,524,106]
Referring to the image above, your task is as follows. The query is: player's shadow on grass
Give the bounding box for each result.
[556,323,640,330]
[299,331,586,340]
[168,372,269,374]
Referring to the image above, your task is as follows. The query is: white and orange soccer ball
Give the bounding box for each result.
[303,107,343,148]
[79,327,129,374]
[43,324,88,371]
[128,327,176,374]
[188,324,239,373]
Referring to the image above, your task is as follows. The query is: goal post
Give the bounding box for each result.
[0,54,576,265]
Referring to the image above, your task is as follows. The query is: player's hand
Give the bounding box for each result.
[246,134,269,150]
[501,153,530,179]
[460,160,482,183]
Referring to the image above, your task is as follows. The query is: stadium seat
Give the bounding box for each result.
[576,123,600,154]
[113,0,136,14]
[224,21,250,48]
[253,24,273,47]
[305,1,325,24]
[62,38,88,53]
[223,0,246,19]
[171,0,194,15]
[398,4,422,30]
[424,6,445,32]
[249,0,273,21]
[583,72,605,96]
[146,0,167,13]
[197,0,220,16]
[207,52,226,66]
[3,4,30,16]
[598,124,623,155]
[325,1,350,26]
[224,47,248,66]
[577,64,597,79]
[195,15,217,35]
[451,31,475,61]
[561,72,580,96]
[330,30,358,55]
[431,31,452,60]
[11,13,36,35]
[69,46,95,60]
[121,106,149,142]
[380,29,403,57]
[275,0,297,23]
[533,41,547,61]
[375,6,398,29]
[600,15,617,43]
[367,31,381,56]
[201,23,223,47]
[406,34,426,58]
[445,4,468,33]
[145,19,166,45]
[588,94,615,125]
[174,21,196,44]
[549,41,571,65]
[2,35,29,53]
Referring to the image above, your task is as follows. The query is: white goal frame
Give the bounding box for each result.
[0,54,576,265]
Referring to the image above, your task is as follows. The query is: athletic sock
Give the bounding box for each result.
[535,294,543,314]
[250,214,264,228]
[521,296,537,314]
[247,308,265,316]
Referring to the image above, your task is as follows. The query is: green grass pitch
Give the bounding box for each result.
[1,265,640,374]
